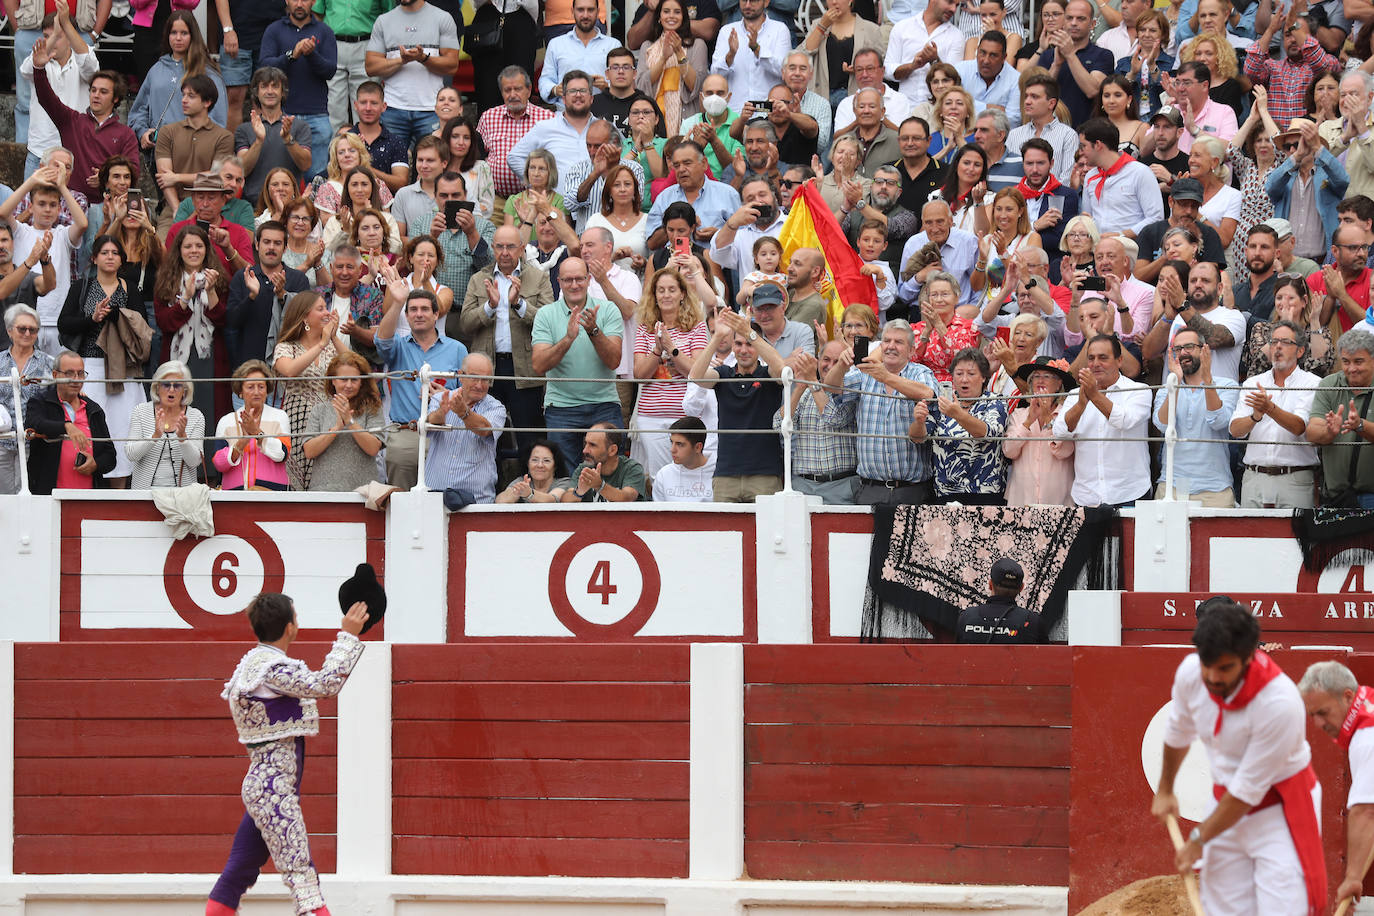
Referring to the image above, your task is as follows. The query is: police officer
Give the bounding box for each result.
[956,558,1046,644]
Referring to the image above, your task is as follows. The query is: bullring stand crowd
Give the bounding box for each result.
[4,0,1374,507]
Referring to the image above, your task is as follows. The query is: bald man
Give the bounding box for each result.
[897,199,981,307]
[424,352,508,502]
[786,248,828,327]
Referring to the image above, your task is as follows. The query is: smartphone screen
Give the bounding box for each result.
[853,335,870,361]
[672,236,691,259]
[1081,276,1107,292]
[127,190,143,212]
[444,201,461,226]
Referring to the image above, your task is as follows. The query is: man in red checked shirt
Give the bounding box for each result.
[1299,661,1374,914]
[1245,5,1341,131]
[1153,598,1326,916]
[477,66,554,209]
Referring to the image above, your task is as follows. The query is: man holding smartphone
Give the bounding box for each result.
[429,171,495,335]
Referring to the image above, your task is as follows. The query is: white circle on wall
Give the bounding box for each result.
[180,536,267,615]
[561,543,645,626]
[1141,701,1214,823]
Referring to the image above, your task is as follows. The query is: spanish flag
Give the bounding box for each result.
[777,179,878,335]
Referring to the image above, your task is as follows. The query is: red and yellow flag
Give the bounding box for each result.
[776,179,878,335]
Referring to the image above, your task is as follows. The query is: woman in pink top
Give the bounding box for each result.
[213,361,291,490]
[1002,357,1076,506]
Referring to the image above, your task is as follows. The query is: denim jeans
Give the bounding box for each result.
[23,150,42,181]
[379,108,439,150]
[13,29,40,145]
[296,113,333,182]
[543,401,625,472]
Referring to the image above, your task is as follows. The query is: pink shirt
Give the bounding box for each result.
[1177,97,1239,154]
[1001,406,1075,507]
[54,398,94,490]
[1064,278,1155,346]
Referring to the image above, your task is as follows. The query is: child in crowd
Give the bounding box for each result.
[652,416,714,502]
[737,236,787,307]
[856,220,896,323]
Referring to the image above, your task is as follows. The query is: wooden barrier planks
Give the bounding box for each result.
[391,644,691,878]
[744,645,1072,884]
[13,642,340,875]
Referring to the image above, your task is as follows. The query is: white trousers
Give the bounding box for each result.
[1199,782,1320,916]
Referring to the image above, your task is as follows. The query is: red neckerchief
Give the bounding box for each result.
[1337,685,1374,749]
[1207,649,1281,736]
[1087,152,1135,200]
[1016,174,1061,201]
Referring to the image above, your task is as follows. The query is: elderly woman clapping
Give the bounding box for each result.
[125,360,206,489]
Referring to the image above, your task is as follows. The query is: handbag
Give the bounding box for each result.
[1322,391,1371,507]
[465,4,505,52]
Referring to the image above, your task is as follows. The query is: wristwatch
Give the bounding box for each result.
[588,325,601,337]
[747,330,758,341]
[1189,827,1203,846]
[1116,306,1130,313]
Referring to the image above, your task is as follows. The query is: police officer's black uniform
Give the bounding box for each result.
[956,557,1047,644]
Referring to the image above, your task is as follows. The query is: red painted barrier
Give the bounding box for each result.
[743,645,1072,884]
[390,645,691,878]
[13,643,339,875]
[1123,592,1374,649]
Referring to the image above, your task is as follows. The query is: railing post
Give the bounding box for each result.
[1163,371,1179,501]
[414,364,430,493]
[10,369,27,496]
[780,366,794,493]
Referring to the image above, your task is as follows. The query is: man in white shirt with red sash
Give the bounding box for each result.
[1152,597,1325,916]
[1299,660,1374,911]
[1077,116,1164,239]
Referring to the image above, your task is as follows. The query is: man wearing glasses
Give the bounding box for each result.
[1308,223,1370,332]
[833,50,910,135]
[23,350,116,494]
[1152,328,1239,506]
[1230,321,1320,508]
[1171,61,1237,154]
[842,165,916,277]
[590,47,665,141]
[1267,117,1349,271]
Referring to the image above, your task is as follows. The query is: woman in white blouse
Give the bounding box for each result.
[585,164,648,274]
[1191,135,1242,252]
[125,360,206,489]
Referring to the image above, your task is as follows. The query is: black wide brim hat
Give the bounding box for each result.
[338,562,386,634]
[1013,356,1076,392]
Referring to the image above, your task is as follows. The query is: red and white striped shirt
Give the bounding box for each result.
[478,104,556,198]
[633,322,711,418]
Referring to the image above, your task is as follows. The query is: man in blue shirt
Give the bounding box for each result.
[509,71,596,198]
[374,264,466,489]
[822,318,939,506]
[645,140,742,248]
[1152,327,1240,506]
[897,200,980,306]
[261,0,339,182]
[955,31,1022,129]
[540,0,620,106]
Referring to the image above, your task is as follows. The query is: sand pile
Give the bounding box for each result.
[1076,875,1196,916]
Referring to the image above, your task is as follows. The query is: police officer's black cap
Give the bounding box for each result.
[990,557,1024,589]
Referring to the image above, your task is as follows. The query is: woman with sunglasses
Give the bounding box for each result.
[0,304,54,493]
[125,360,206,489]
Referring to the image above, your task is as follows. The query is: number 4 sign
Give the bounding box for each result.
[548,532,662,637]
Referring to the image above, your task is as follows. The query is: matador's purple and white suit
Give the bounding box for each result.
[208,631,363,915]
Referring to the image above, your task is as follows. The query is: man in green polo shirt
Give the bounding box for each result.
[531,256,625,470]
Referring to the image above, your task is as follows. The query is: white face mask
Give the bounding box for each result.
[702,94,729,118]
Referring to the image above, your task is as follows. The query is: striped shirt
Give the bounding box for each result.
[772,387,858,477]
[424,392,507,503]
[633,322,710,418]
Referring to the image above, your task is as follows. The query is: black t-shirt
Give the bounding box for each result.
[630,0,722,27]
[1209,78,1245,120]
[590,91,667,140]
[956,595,1046,644]
[895,156,946,229]
[1136,218,1228,268]
[1234,272,1277,324]
[1138,150,1190,217]
[712,363,783,477]
[774,121,818,169]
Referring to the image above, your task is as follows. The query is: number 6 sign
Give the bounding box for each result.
[164,520,287,629]
[547,531,662,637]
